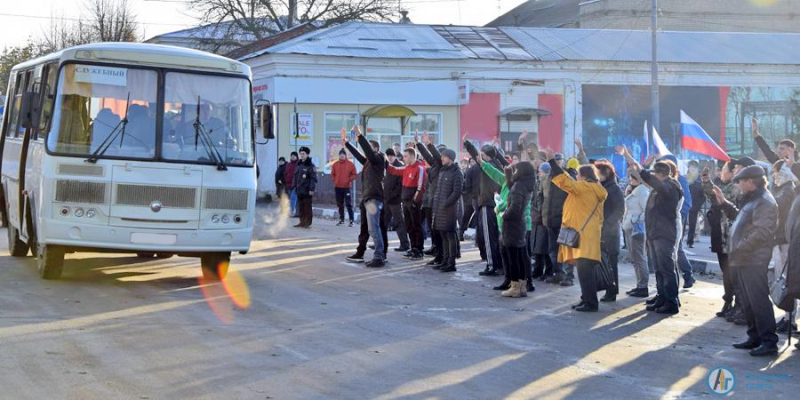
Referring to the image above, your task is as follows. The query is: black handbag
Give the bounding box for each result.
[556,202,600,248]
[595,253,615,292]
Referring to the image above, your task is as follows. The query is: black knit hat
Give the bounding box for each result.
[299,146,310,154]
[339,148,346,156]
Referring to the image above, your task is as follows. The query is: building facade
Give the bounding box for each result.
[237,22,800,198]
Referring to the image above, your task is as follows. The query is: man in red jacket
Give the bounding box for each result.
[387,148,427,259]
[331,148,357,226]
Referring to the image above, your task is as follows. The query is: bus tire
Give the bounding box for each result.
[136,252,156,258]
[37,244,64,280]
[7,224,30,257]
[201,253,230,280]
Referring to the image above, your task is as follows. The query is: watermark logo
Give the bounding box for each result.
[708,367,736,395]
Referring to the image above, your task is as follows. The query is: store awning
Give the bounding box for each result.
[362,105,418,118]
[499,107,551,121]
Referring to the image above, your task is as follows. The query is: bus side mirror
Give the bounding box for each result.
[259,104,274,139]
[19,91,40,129]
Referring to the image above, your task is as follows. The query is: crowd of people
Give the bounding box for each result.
[272,118,800,357]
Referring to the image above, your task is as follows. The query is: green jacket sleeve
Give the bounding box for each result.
[480,161,505,187]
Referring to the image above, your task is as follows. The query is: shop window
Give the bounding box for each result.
[324,112,358,172]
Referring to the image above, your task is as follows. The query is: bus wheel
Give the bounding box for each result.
[37,244,64,280]
[155,253,173,259]
[7,224,30,257]
[136,252,156,258]
[201,253,230,280]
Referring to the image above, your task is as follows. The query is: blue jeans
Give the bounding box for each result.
[289,189,298,215]
[365,199,385,261]
[649,238,680,307]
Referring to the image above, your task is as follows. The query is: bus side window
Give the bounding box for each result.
[4,72,22,138]
[35,63,58,141]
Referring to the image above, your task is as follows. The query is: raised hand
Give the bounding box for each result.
[712,185,725,205]
[353,124,363,137]
[422,131,431,145]
[574,138,583,152]
[752,116,760,138]
[519,130,529,145]
[341,127,348,144]
[543,147,555,161]
[414,129,420,143]
[644,153,656,167]
[462,130,469,142]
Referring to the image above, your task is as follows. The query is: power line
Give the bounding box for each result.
[0,12,194,27]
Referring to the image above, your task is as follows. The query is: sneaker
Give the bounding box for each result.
[560,279,574,287]
[409,251,424,261]
[544,275,562,284]
[365,259,385,268]
[349,221,354,227]
[402,251,414,259]
[683,276,695,289]
[628,288,649,298]
[479,268,499,277]
[426,258,443,268]
[336,220,345,226]
[346,253,365,263]
[394,246,411,252]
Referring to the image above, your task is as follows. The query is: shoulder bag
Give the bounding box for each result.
[557,201,600,249]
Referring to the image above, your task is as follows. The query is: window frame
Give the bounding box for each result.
[43,60,255,168]
[323,111,359,173]
[403,112,443,146]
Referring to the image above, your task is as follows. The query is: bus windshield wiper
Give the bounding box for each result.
[194,97,228,171]
[86,92,130,163]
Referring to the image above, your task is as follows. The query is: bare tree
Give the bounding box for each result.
[188,0,399,43]
[37,0,139,54]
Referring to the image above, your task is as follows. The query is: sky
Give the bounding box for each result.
[0,0,530,50]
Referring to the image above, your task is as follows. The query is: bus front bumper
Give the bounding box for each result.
[42,220,253,253]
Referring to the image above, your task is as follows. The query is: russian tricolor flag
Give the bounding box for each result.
[681,110,730,161]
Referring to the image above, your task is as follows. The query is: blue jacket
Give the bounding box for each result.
[678,174,692,220]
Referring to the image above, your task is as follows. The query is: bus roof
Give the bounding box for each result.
[12,42,251,76]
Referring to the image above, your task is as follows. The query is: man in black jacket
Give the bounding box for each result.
[275,157,287,199]
[596,161,625,302]
[343,126,388,268]
[293,147,317,228]
[542,153,574,286]
[711,165,779,357]
[463,138,506,276]
[461,158,480,239]
[625,149,683,314]
[384,148,410,252]
[416,132,443,259]
[432,148,464,272]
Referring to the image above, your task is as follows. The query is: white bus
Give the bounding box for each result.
[0,43,259,280]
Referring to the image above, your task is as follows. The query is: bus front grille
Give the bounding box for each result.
[55,180,106,204]
[204,189,249,210]
[115,185,197,209]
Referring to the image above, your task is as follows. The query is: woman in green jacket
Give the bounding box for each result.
[464,140,533,293]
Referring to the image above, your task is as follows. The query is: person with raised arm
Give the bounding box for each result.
[342,125,388,268]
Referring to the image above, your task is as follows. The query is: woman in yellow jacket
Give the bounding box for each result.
[546,155,608,312]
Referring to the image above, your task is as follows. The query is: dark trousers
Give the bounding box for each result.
[736,264,778,347]
[716,253,735,304]
[403,201,424,252]
[440,230,458,265]
[335,187,354,222]
[476,206,503,271]
[460,200,475,235]
[424,207,441,251]
[356,202,387,256]
[576,258,599,308]
[504,245,529,281]
[298,195,313,226]
[385,202,409,249]
[687,209,701,245]
[276,184,286,199]
[547,226,566,278]
[533,254,554,277]
[648,238,680,307]
[602,234,620,295]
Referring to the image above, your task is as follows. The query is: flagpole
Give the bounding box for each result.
[650,0,660,149]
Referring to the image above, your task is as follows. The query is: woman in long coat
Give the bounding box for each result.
[548,157,608,312]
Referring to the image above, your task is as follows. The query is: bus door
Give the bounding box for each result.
[2,69,32,231]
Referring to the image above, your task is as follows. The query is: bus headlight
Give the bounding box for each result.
[211,214,220,223]
[74,208,84,218]
[233,215,242,224]
[60,207,71,216]
[221,214,230,224]
[86,208,96,218]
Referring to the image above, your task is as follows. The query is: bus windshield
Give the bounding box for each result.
[49,64,158,159]
[162,72,253,167]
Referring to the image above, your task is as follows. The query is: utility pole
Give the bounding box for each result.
[650,0,659,147]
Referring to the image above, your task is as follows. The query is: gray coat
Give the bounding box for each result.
[721,187,778,268]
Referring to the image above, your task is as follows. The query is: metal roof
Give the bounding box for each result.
[245,21,800,66]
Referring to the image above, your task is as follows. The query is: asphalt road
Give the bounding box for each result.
[1,204,798,399]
